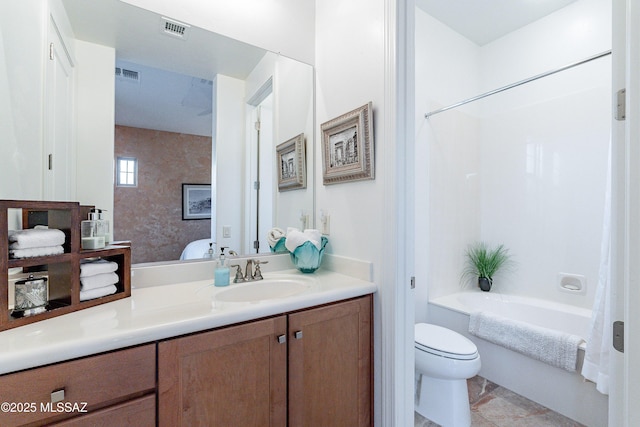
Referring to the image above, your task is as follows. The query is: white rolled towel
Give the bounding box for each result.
[285,228,322,252]
[80,272,119,291]
[8,227,66,250]
[80,259,118,278]
[267,227,286,248]
[80,285,118,301]
[9,246,64,259]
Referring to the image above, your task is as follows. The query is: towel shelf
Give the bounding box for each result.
[0,200,132,332]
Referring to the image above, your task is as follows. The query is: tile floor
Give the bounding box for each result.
[414,376,585,427]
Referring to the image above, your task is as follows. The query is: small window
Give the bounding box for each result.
[116,157,138,187]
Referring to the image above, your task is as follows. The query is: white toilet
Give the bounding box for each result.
[414,323,481,427]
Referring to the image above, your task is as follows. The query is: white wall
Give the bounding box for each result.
[414,10,482,319]
[213,75,246,253]
[273,55,314,231]
[0,1,46,203]
[119,0,315,65]
[415,0,612,316]
[315,0,390,425]
[75,40,115,232]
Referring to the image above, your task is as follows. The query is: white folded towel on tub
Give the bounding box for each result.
[468,311,584,372]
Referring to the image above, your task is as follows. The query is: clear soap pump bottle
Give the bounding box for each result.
[214,246,230,287]
[203,242,215,259]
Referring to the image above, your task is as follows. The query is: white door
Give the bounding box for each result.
[610,0,640,425]
[44,16,74,201]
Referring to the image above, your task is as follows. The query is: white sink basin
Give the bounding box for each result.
[214,279,312,303]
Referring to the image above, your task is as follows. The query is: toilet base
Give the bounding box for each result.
[415,373,471,427]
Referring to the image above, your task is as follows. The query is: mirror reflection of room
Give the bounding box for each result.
[1,0,315,265]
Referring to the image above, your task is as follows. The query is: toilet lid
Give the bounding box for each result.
[415,323,478,360]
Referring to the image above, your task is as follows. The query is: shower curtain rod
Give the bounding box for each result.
[424,50,612,119]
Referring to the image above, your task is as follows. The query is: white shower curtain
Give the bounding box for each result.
[581,141,611,395]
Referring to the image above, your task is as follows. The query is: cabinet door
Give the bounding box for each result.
[288,295,373,427]
[158,316,287,427]
[50,395,155,427]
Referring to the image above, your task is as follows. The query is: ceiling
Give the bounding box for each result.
[61,0,581,136]
[62,0,268,137]
[415,0,579,46]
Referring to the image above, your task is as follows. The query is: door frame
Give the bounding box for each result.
[611,0,640,425]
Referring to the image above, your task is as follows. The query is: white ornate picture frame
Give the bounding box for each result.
[321,102,374,185]
[276,133,306,191]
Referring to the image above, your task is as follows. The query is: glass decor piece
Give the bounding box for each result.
[12,274,48,317]
[270,237,288,253]
[290,237,328,273]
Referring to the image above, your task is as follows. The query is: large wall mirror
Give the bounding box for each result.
[58,0,314,264]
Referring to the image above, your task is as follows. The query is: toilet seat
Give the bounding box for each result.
[415,323,478,360]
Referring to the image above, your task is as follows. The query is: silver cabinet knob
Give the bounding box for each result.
[51,389,65,403]
[277,334,287,344]
[294,330,303,340]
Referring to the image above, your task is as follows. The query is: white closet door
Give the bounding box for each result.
[44,15,74,201]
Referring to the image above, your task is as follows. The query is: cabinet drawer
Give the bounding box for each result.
[0,344,156,427]
[50,394,155,427]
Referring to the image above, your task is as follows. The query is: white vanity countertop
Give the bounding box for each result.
[0,269,376,375]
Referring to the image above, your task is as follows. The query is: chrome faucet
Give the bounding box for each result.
[244,259,254,281]
[230,259,269,282]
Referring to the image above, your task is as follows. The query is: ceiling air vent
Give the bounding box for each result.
[161,17,190,40]
[115,67,140,84]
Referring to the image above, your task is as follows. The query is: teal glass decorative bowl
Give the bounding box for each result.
[270,237,288,253]
[289,237,328,273]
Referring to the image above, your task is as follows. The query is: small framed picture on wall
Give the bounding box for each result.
[182,183,212,220]
[321,102,374,185]
[276,133,306,191]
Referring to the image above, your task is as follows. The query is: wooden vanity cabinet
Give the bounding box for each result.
[288,294,372,426]
[158,316,288,426]
[0,344,156,427]
[158,294,373,427]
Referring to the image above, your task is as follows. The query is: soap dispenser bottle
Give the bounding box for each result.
[203,242,215,259]
[214,247,230,287]
[89,208,110,244]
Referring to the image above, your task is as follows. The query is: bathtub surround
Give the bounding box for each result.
[415,0,612,312]
[429,292,607,426]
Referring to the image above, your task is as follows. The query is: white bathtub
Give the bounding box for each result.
[427,291,608,427]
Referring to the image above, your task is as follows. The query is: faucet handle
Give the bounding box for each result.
[253,264,264,280]
[230,264,245,283]
[253,260,269,280]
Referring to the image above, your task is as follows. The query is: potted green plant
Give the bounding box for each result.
[462,242,512,292]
